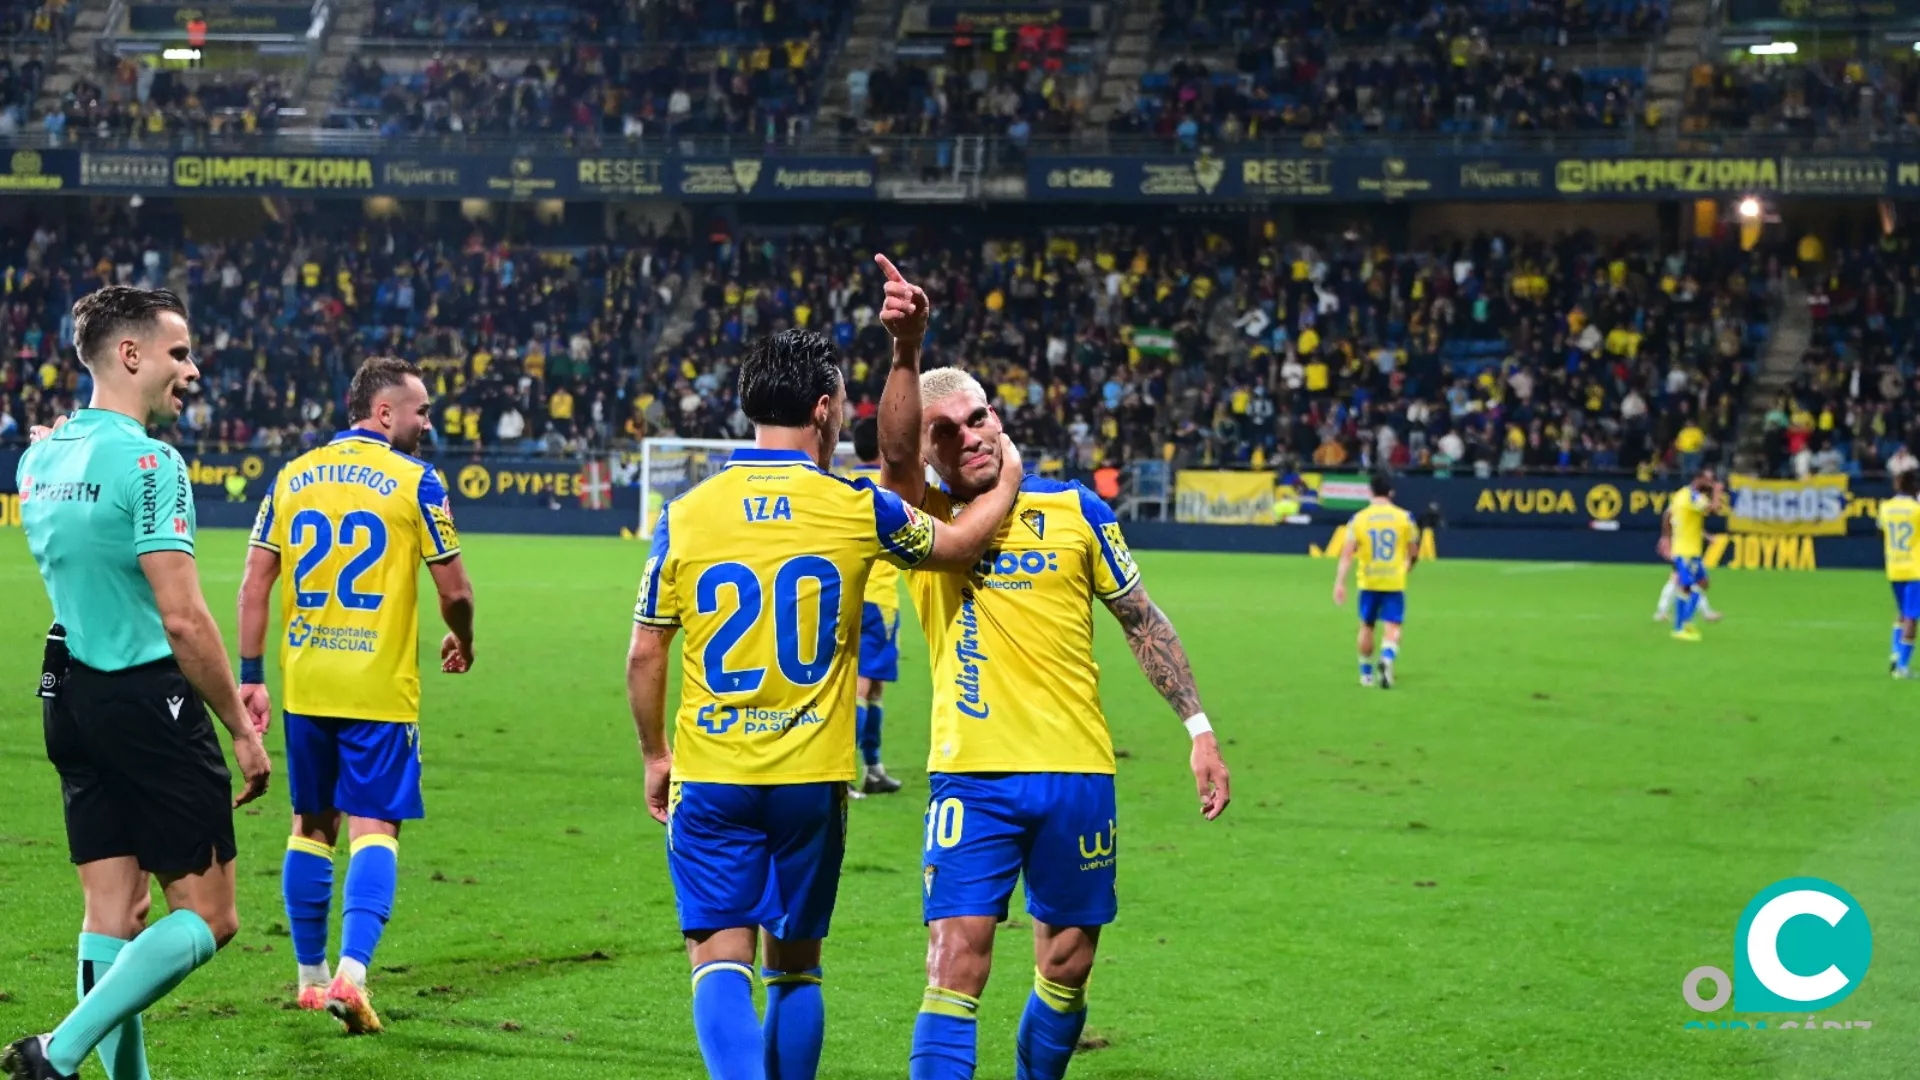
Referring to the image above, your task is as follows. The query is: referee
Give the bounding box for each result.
[5,287,271,1080]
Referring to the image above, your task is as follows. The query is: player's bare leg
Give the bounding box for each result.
[912,916,997,1079]
[1698,588,1721,621]
[1378,623,1403,690]
[325,817,399,1035]
[69,857,154,1080]
[1018,921,1099,1080]
[286,810,341,1011]
[1356,624,1377,688]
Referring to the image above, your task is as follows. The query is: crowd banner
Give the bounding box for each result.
[63,151,878,200]
[126,4,312,36]
[1174,470,1274,525]
[1726,474,1851,536]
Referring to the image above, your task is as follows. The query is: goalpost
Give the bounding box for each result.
[637,436,860,536]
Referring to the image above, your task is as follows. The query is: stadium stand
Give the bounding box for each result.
[0,210,690,454]
[1760,238,1920,480]
[0,211,1768,480]
[1129,0,1667,141]
[1682,56,1915,137]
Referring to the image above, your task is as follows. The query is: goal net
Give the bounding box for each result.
[637,437,860,536]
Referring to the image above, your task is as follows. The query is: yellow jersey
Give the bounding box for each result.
[1348,502,1417,592]
[249,429,462,723]
[635,448,935,785]
[910,478,1140,776]
[1670,488,1710,558]
[849,464,901,612]
[1879,495,1920,582]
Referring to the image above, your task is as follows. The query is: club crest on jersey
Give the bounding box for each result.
[1020,508,1046,539]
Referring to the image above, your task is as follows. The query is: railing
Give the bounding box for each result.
[7,125,1920,160]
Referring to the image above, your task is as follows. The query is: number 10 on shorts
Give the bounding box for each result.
[925,797,964,851]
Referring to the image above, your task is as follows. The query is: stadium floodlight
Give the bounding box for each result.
[1738,197,1762,220]
[1749,41,1797,55]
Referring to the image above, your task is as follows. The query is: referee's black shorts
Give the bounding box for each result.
[43,657,236,875]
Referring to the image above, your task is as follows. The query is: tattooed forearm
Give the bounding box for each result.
[1106,586,1203,720]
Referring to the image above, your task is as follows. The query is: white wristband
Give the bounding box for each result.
[1182,713,1212,739]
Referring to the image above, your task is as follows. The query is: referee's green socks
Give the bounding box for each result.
[339,834,398,986]
[75,933,150,1080]
[761,967,824,1080]
[1016,971,1088,1080]
[909,986,979,1080]
[46,911,216,1076]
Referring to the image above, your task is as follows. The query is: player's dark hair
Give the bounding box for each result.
[1898,469,1919,496]
[1370,472,1393,498]
[853,416,880,463]
[738,329,842,428]
[72,286,188,370]
[347,356,425,423]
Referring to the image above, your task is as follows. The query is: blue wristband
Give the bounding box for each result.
[240,657,264,684]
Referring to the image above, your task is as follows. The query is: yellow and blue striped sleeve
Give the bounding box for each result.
[248,466,283,553]
[415,465,461,564]
[859,478,934,568]
[1076,482,1139,601]
[635,503,679,627]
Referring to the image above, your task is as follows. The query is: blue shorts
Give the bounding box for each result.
[1358,589,1406,626]
[284,713,424,821]
[859,602,900,683]
[668,781,847,939]
[922,772,1118,928]
[1672,556,1707,589]
[1893,580,1920,620]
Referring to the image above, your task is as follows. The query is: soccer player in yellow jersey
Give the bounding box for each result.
[625,327,1021,1080]
[1877,469,1920,678]
[1658,467,1722,642]
[237,357,475,1034]
[870,254,1232,1080]
[1332,474,1419,689]
[849,417,906,796]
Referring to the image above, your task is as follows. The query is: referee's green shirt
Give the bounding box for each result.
[19,409,197,672]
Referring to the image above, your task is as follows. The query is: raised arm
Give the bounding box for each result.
[1103,584,1230,820]
[875,252,929,506]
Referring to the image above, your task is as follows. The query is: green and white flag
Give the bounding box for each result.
[1131,326,1175,355]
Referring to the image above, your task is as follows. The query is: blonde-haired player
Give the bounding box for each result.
[1878,468,1920,678]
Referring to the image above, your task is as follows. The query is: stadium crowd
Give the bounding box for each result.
[0,202,1788,488]
[38,66,290,141]
[1684,57,1920,138]
[1760,235,1920,480]
[0,209,690,455]
[331,38,824,139]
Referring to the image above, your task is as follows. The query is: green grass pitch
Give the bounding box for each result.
[3,529,1918,1079]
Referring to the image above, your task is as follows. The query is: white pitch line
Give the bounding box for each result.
[1498,562,1588,574]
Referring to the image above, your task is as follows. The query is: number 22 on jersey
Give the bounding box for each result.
[288,508,390,610]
